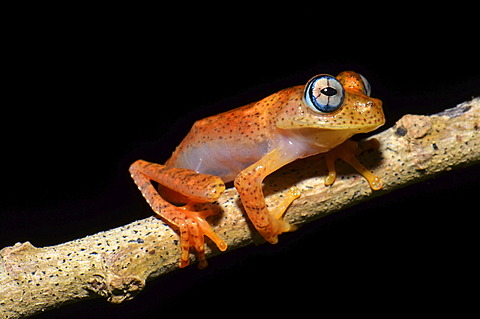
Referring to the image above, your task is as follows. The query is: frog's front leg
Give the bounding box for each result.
[324,140,383,190]
[129,160,227,269]
[234,149,300,244]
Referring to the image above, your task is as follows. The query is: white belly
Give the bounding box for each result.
[167,140,270,182]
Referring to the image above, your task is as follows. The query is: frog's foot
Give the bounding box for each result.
[265,187,301,244]
[325,140,383,190]
[129,159,227,269]
[174,206,227,269]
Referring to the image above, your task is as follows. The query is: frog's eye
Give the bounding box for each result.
[359,73,371,96]
[303,74,345,113]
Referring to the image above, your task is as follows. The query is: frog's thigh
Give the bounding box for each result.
[234,149,299,243]
[130,160,225,203]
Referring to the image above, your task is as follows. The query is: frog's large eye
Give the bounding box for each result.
[303,74,345,113]
[359,73,371,96]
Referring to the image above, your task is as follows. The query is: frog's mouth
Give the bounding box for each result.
[277,119,385,133]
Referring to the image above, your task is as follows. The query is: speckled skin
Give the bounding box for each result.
[130,71,385,268]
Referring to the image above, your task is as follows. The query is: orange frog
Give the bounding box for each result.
[130,71,385,269]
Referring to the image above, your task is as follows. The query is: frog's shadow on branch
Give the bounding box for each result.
[262,137,384,198]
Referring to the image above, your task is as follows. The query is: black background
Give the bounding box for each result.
[2,6,479,318]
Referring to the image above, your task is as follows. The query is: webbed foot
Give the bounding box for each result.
[175,206,228,269]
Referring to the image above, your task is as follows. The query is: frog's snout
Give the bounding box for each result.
[353,96,385,129]
[370,97,386,127]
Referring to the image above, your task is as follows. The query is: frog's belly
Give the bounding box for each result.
[166,141,270,183]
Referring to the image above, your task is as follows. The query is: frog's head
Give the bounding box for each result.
[276,71,385,135]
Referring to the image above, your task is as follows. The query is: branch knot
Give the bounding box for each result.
[87,273,145,304]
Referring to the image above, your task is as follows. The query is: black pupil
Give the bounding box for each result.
[321,87,337,96]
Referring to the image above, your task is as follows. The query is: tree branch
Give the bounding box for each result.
[1,98,479,319]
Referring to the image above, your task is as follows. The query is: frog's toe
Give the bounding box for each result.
[177,208,227,269]
[263,218,297,244]
[276,217,297,234]
[272,187,301,220]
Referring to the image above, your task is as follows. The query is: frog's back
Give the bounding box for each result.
[165,89,294,182]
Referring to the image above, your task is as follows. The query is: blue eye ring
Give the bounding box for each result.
[303,74,345,113]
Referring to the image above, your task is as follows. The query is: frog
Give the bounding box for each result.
[129,71,385,269]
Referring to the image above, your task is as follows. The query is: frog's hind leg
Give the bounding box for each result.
[129,160,227,269]
[133,160,226,203]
